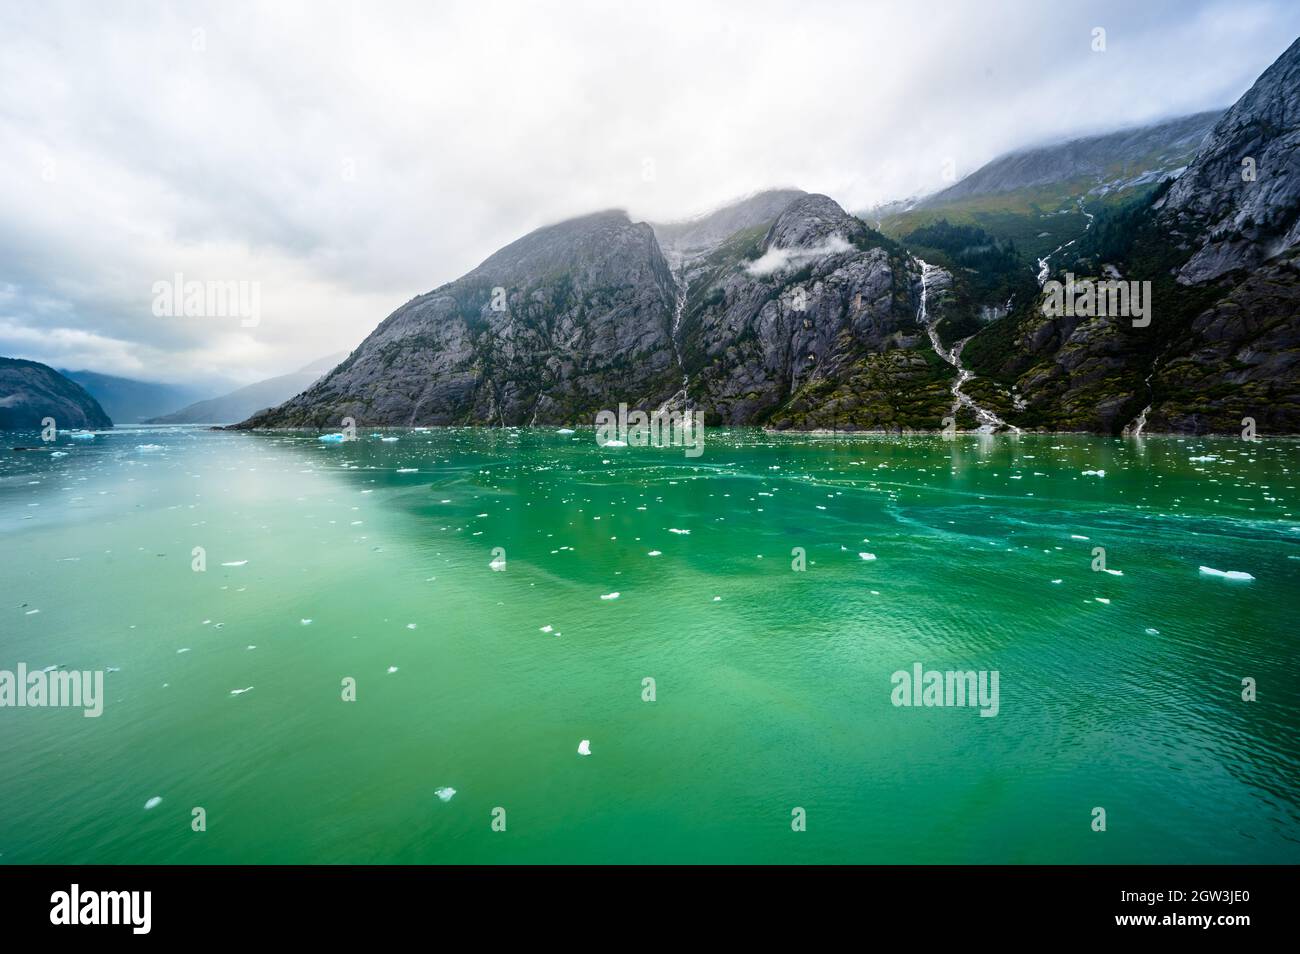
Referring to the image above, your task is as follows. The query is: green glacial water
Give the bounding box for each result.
[1,425,1297,864]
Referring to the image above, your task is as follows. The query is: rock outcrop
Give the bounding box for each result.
[0,357,113,430]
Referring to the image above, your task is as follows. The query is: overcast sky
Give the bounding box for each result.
[1,0,1295,389]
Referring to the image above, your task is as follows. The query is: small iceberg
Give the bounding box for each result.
[557,428,575,435]
[577,740,591,756]
[230,686,254,696]
[135,444,164,452]
[858,552,876,561]
[69,432,95,441]
[387,666,399,674]
[600,592,620,600]
[300,618,313,625]
[1199,566,1255,581]
[539,625,553,634]
[144,796,163,810]
[380,437,398,443]
[396,468,418,473]
[1082,469,1105,477]
[221,560,248,567]
[668,528,690,535]
[647,550,662,556]
[318,433,346,443]
[434,787,456,802]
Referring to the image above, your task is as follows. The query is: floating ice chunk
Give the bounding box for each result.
[69,433,95,441]
[434,787,456,802]
[176,647,191,654]
[221,560,248,567]
[1051,579,1063,584]
[230,687,254,695]
[396,468,417,473]
[602,440,627,448]
[647,550,662,556]
[25,609,39,615]
[1082,470,1105,477]
[668,528,690,535]
[318,433,345,443]
[387,666,399,674]
[247,645,257,650]
[1095,597,1111,604]
[577,740,591,756]
[380,437,398,443]
[489,555,507,571]
[1144,628,1160,635]
[1103,569,1123,576]
[539,625,553,633]
[712,596,722,602]
[136,444,163,452]
[51,451,67,458]
[557,428,575,434]
[144,796,162,810]
[600,592,620,600]
[1189,455,1218,462]
[1071,535,1089,540]
[858,552,877,561]
[406,623,417,630]
[300,618,313,625]
[1198,566,1255,581]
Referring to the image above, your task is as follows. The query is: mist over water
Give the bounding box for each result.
[1,426,1297,863]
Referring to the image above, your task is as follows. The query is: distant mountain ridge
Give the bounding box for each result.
[59,370,205,425]
[148,353,346,424]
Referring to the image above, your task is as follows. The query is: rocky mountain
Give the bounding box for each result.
[0,357,113,430]
[59,370,205,425]
[239,40,1300,437]
[148,353,345,424]
[877,111,1222,262]
[958,37,1300,435]
[239,195,954,431]
[929,112,1220,204]
[652,190,807,260]
[1155,42,1300,283]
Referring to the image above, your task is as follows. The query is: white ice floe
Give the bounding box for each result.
[380,437,398,443]
[600,592,620,600]
[577,740,591,756]
[434,787,456,802]
[1051,579,1063,584]
[557,428,575,434]
[539,625,554,633]
[221,560,248,567]
[230,687,254,695]
[1082,470,1105,477]
[396,468,417,473]
[603,440,628,448]
[387,666,399,673]
[858,552,877,561]
[647,550,662,556]
[1198,566,1255,581]
[1095,597,1111,604]
[318,433,345,443]
[1103,569,1123,576]
[144,796,162,810]
[1071,534,1089,540]
[300,618,313,625]
[136,444,164,452]
[489,555,507,571]
[668,528,690,535]
[1145,628,1160,635]
[406,623,417,630]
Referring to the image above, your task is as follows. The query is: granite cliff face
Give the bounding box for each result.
[0,357,113,430]
[1156,37,1300,284]
[242,211,681,427]
[242,195,955,431]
